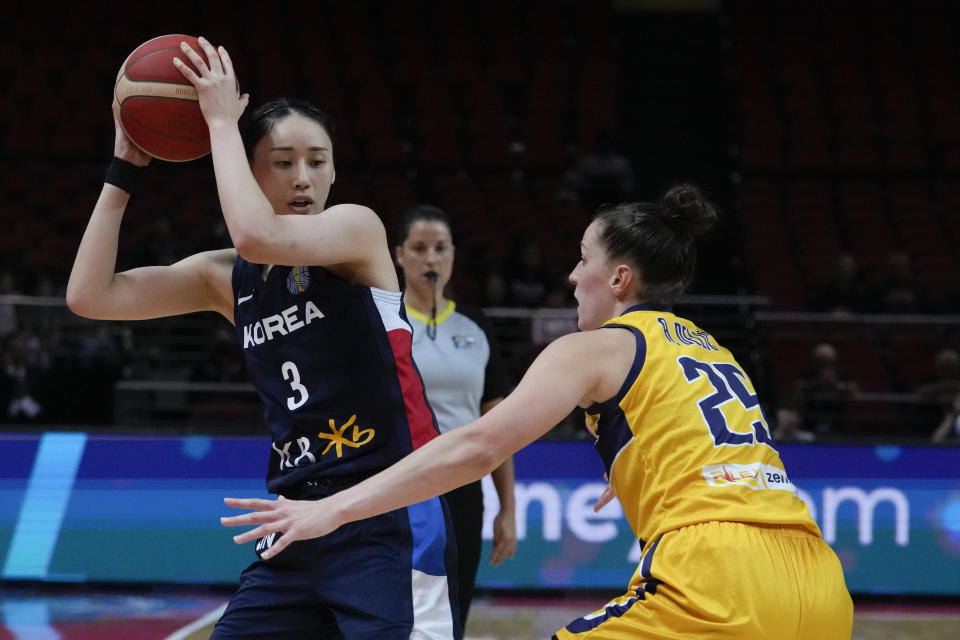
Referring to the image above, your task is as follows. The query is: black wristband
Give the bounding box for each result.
[104,156,146,194]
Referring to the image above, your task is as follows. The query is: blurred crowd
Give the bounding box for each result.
[3,236,959,444]
[2,130,959,442]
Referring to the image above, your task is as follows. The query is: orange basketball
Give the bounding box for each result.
[113,34,217,162]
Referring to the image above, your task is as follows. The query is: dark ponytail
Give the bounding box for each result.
[593,183,717,303]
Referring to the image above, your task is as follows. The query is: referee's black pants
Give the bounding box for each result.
[443,479,484,629]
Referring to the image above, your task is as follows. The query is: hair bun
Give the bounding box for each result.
[659,183,718,236]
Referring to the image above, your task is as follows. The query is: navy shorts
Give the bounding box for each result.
[211,492,462,640]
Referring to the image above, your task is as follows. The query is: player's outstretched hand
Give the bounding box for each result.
[173,36,249,129]
[221,496,341,560]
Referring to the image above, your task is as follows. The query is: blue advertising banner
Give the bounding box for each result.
[1,434,958,594]
[476,441,960,595]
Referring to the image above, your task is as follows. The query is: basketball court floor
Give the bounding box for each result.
[0,584,957,639]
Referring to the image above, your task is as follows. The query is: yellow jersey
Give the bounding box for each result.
[586,305,820,548]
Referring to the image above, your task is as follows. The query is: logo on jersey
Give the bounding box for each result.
[318,414,376,458]
[286,266,311,294]
[452,334,477,349]
[255,531,281,558]
[242,301,325,349]
[271,416,376,471]
[702,462,796,492]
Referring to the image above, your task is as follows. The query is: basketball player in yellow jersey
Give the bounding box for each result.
[221,185,854,639]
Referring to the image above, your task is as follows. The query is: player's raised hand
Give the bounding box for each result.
[111,105,151,167]
[173,36,249,128]
[221,495,343,560]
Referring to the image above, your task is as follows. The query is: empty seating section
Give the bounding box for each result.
[732,1,960,308]
[1,0,620,302]
[731,1,960,415]
[5,0,959,437]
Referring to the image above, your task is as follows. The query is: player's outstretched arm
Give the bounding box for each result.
[221,330,622,559]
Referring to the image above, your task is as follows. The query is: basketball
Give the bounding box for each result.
[113,34,215,162]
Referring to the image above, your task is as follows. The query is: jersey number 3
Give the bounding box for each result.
[282,361,309,411]
[678,356,775,449]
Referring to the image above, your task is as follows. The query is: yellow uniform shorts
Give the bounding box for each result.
[554,521,853,640]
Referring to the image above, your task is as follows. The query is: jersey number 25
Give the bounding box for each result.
[678,356,775,449]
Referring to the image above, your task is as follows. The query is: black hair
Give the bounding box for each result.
[240,98,335,160]
[396,204,453,246]
[593,184,718,303]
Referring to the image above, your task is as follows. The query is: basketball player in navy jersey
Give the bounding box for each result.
[68,37,461,639]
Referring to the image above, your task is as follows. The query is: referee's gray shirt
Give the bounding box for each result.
[406,301,509,433]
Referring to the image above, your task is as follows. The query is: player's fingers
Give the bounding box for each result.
[172,57,201,84]
[489,538,501,566]
[231,524,273,545]
[196,36,223,75]
[220,510,277,528]
[218,45,236,80]
[490,534,512,566]
[260,534,294,560]
[224,497,277,511]
[593,497,609,513]
[493,542,515,565]
[593,485,615,513]
[178,42,207,74]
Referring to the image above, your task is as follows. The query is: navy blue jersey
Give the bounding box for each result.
[232,258,439,494]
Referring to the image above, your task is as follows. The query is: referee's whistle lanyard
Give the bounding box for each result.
[425,272,439,340]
